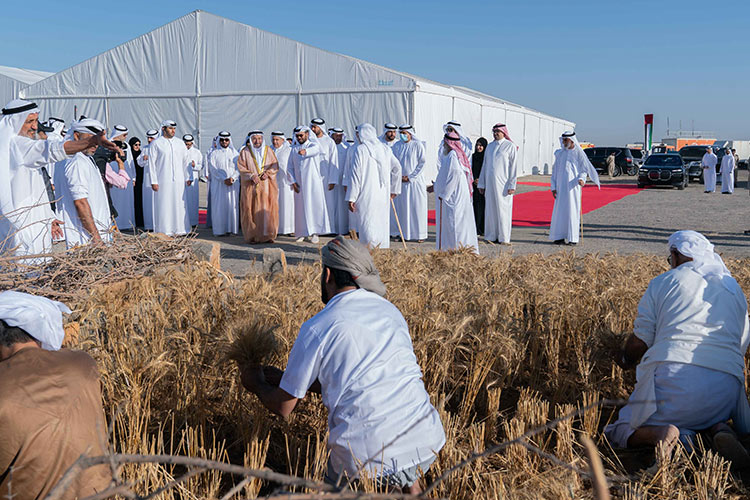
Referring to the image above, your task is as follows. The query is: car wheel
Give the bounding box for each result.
[627,165,638,176]
[699,173,704,184]
[677,182,685,190]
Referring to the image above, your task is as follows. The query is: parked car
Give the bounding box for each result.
[637,153,688,189]
[678,145,713,182]
[583,147,637,176]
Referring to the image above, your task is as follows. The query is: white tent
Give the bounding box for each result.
[21,10,572,178]
[0,65,53,108]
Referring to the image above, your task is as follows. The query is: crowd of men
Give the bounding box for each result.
[0,97,605,261]
[3,99,750,494]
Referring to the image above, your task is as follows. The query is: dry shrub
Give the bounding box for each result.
[50,249,750,499]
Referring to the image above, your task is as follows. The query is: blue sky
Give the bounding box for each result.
[2,0,748,145]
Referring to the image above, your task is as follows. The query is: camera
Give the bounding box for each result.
[100,140,128,163]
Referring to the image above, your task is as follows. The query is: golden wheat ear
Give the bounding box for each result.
[226,319,279,367]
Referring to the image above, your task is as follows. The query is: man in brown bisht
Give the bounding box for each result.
[238,130,280,243]
[0,291,110,499]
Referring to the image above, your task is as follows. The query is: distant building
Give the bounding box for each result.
[662,131,715,150]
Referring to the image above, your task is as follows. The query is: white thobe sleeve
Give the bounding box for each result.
[304,142,322,158]
[388,149,401,196]
[507,146,518,191]
[550,152,559,192]
[288,153,299,186]
[326,143,339,185]
[278,325,323,399]
[477,151,488,190]
[185,154,194,182]
[65,160,89,201]
[346,149,366,203]
[409,143,427,180]
[231,154,240,182]
[16,137,68,169]
[147,145,159,183]
[633,283,658,348]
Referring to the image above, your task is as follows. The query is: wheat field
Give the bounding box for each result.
[60,248,750,499]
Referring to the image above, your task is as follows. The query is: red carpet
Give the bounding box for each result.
[201,184,640,229]
[428,183,641,227]
[512,184,641,227]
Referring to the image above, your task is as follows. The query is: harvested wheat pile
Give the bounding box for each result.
[56,249,750,499]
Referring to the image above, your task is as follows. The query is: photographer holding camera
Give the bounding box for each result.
[92,125,130,222]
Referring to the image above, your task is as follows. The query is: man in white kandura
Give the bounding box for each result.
[379,123,399,148]
[347,123,401,249]
[183,134,203,228]
[0,100,117,258]
[311,118,340,234]
[434,130,478,253]
[137,129,158,230]
[206,131,239,236]
[701,147,718,194]
[290,125,330,243]
[57,119,114,248]
[605,231,750,469]
[720,147,735,194]
[271,131,295,236]
[330,127,350,235]
[148,120,191,236]
[108,125,136,231]
[549,131,600,246]
[240,236,445,493]
[342,126,361,235]
[391,125,427,242]
[478,124,518,245]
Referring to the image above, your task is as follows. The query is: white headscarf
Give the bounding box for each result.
[216,131,236,153]
[246,130,265,166]
[158,119,177,138]
[398,124,422,144]
[0,100,40,239]
[293,125,313,147]
[69,118,105,137]
[48,117,65,139]
[357,123,389,188]
[379,123,398,144]
[668,230,736,289]
[109,124,128,139]
[0,291,71,351]
[558,131,600,188]
[442,121,472,155]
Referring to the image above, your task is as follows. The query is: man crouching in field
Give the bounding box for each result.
[241,236,445,493]
[605,230,750,468]
[0,291,110,498]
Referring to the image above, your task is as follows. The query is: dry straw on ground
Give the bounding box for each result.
[6,239,750,499]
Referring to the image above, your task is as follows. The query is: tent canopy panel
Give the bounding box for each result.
[300,91,410,141]
[199,14,298,94]
[107,97,197,144]
[33,98,107,128]
[414,90,453,184]
[523,115,541,175]
[24,14,200,98]
[199,94,297,150]
[453,98,482,142]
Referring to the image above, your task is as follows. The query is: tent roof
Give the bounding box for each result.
[0,65,52,85]
[22,10,570,124]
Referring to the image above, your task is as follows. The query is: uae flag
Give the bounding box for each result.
[644,114,654,151]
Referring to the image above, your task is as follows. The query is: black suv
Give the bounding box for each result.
[678,145,713,182]
[638,154,688,189]
[584,147,637,176]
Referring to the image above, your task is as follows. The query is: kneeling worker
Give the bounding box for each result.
[605,231,750,466]
[0,291,110,498]
[241,236,445,493]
